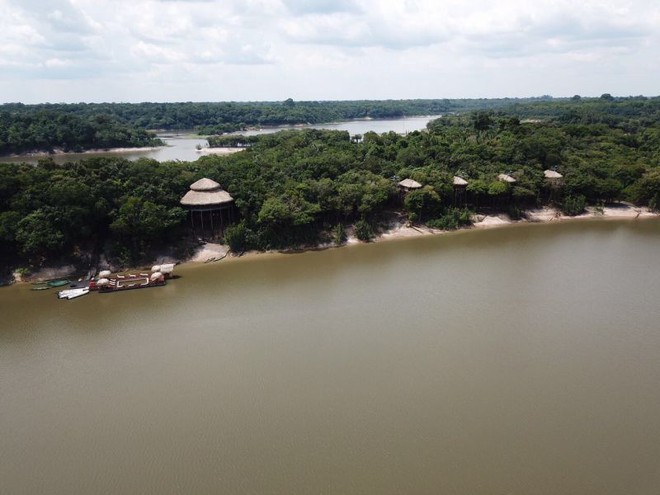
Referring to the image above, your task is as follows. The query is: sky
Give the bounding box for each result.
[1,0,658,103]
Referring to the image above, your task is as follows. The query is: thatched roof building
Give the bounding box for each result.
[180,178,235,234]
[544,170,563,180]
[544,169,563,190]
[453,176,468,187]
[397,178,422,191]
[497,173,517,184]
[180,178,233,208]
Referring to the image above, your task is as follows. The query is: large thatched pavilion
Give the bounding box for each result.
[180,178,235,234]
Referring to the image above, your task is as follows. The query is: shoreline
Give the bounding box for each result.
[196,147,245,156]
[8,204,659,284]
[1,145,163,160]
[185,204,659,265]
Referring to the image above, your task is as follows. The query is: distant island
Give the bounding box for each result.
[0,95,658,282]
[0,109,164,156]
[2,96,574,155]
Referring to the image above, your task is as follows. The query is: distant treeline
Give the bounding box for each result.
[2,96,658,156]
[0,111,163,156]
[490,94,660,129]
[2,96,564,136]
[0,97,658,274]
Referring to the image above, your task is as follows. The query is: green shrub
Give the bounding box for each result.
[224,221,250,252]
[507,205,524,220]
[332,223,347,245]
[354,219,375,242]
[427,208,473,230]
[561,195,587,216]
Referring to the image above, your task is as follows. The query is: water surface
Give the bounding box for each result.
[1,219,660,494]
[0,116,438,165]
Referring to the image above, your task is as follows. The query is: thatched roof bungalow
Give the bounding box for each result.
[543,169,563,189]
[543,170,563,180]
[497,173,517,184]
[397,178,423,191]
[453,176,468,188]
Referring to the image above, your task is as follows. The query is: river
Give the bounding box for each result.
[1,219,660,494]
[0,116,438,165]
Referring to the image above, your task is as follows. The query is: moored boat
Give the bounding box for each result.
[47,279,70,288]
[57,287,90,300]
[151,263,175,278]
[88,266,172,292]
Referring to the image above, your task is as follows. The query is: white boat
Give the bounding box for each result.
[57,287,90,300]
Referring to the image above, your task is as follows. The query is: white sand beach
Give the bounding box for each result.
[196,147,245,156]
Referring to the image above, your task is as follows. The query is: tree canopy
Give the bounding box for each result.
[0,97,658,273]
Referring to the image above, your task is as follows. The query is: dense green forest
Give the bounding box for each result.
[2,97,559,138]
[0,111,163,155]
[0,97,658,278]
[3,95,657,156]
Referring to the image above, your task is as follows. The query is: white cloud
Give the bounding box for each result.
[44,57,73,68]
[283,0,361,16]
[0,0,658,102]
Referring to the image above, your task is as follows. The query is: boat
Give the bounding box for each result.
[31,284,51,291]
[88,266,171,293]
[57,287,90,300]
[150,263,176,278]
[47,279,70,288]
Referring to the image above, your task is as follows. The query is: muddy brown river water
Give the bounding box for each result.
[1,219,660,494]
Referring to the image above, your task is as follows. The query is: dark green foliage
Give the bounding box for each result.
[0,110,162,155]
[0,157,192,268]
[354,219,375,242]
[224,221,253,253]
[404,186,441,222]
[561,195,587,216]
[206,135,259,148]
[109,197,186,263]
[472,111,495,132]
[427,208,473,230]
[488,181,508,196]
[507,205,525,220]
[15,209,66,262]
[1,97,659,271]
[0,99,513,136]
[626,169,660,207]
[332,223,347,245]
[649,194,659,212]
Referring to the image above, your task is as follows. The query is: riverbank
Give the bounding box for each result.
[0,146,163,160]
[187,204,659,264]
[383,204,657,240]
[196,147,245,156]
[7,203,658,284]
[357,204,658,244]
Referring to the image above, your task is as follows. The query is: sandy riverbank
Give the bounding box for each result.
[2,146,162,160]
[186,204,659,264]
[8,204,658,284]
[370,204,658,241]
[196,147,245,156]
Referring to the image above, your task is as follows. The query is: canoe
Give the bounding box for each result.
[31,285,50,291]
[47,279,70,287]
